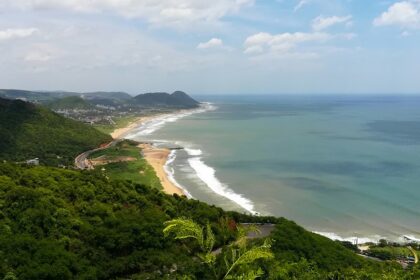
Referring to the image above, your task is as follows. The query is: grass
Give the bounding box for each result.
[367,245,414,260]
[89,140,162,190]
[90,140,140,158]
[102,160,162,190]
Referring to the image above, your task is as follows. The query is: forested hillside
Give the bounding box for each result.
[0,96,418,280]
[0,98,111,166]
[0,89,200,109]
[46,96,93,110]
[0,163,417,279]
[134,91,200,108]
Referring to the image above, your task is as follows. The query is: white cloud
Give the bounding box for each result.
[24,52,52,62]
[244,32,331,55]
[0,28,38,41]
[243,45,264,54]
[3,21,209,75]
[294,0,310,12]
[23,43,60,62]
[197,38,223,49]
[373,1,420,29]
[312,15,352,31]
[2,0,255,28]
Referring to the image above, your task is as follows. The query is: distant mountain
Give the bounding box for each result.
[81,91,132,101]
[0,89,57,101]
[134,91,199,108]
[46,96,93,110]
[0,89,200,109]
[0,97,111,166]
[0,89,132,104]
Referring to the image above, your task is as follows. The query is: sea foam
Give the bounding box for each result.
[126,103,257,214]
[313,231,420,244]
[126,103,216,198]
[164,150,193,198]
[185,148,257,215]
[127,103,216,138]
[314,231,384,244]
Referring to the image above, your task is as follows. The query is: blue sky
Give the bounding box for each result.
[0,0,419,95]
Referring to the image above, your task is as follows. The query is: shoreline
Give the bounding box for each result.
[107,106,420,245]
[110,110,192,197]
[111,114,162,139]
[138,143,185,196]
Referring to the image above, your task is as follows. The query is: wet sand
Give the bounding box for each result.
[138,143,185,196]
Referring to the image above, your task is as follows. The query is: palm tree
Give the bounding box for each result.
[163,218,274,280]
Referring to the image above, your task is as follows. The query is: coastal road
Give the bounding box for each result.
[74,140,119,170]
[408,246,418,264]
[212,223,276,255]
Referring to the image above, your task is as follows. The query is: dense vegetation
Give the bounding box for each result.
[0,95,418,279]
[0,89,131,103]
[46,96,93,110]
[0,89,199,109]
[0,98,112,166]
[0,163,418,279]
[134,91,200,108]
[365,240,419,261]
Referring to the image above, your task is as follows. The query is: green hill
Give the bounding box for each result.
[47,96,93,110]
[134,91,200,108]
[0,89,199,109]
[81,91,132,101]
[0,97,112,166]
[0,163,417,279]
[0,97,417,280]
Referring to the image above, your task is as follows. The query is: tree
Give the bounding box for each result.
[163,218,274,280]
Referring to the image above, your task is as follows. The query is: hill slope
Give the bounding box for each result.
[134,91,200,108]
[0,163,416,280]
[46,96,93,110]
[0,89,132,104]
[0,89,198,108]
[81,91,132,101]
[0,98,112,166]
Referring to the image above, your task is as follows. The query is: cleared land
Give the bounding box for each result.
[88,140,162,190]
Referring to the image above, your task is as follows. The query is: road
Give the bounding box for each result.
[74,140,119,170]
[212,223,276,255]
[408,246,418,264]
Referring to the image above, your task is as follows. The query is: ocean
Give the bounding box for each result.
[127,95,420,243]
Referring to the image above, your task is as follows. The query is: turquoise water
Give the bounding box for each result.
[129,95,420,241]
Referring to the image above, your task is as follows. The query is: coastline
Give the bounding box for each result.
[109,103,260,215]
[111,114,161,139]
[107,104,419,244]
[138,143,185,196]
[110,110,191,197]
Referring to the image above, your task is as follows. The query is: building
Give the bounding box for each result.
[26,158,39,165]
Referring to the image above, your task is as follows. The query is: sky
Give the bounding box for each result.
[0,0,419,95]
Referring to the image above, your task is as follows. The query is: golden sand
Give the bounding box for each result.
[138,143,185,196]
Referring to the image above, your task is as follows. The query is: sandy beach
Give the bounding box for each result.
[138,143,185,196]
[110,115,186,196]
[111,116,149,139]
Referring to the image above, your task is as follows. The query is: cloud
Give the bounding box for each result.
[13,21,212,75]
[312,15,352,31]
[197,38,224,49]
[244,32,331,55]
[24,52,52,62]
[243,45,264,55]
[2,0,254,28]
[23,43,60,63]
[0,28,38,41]
[294,0,310,12]
[373,1,420,29]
